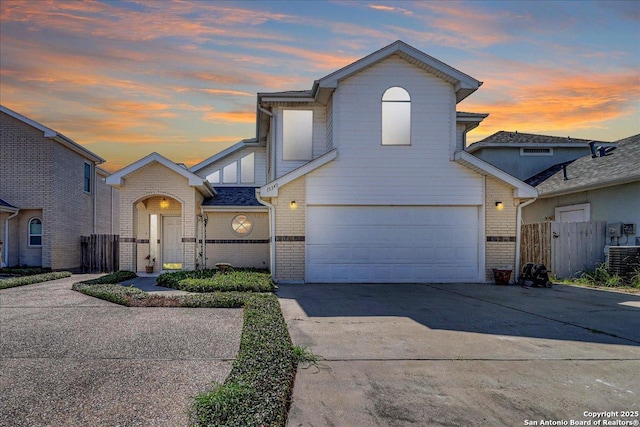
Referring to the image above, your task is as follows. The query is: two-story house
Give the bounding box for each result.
[107,41,537,283]
[0,106,119,270]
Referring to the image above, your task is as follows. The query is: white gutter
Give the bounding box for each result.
[255,189,276,281]
[514,197,537,281]
[3,210,20,267]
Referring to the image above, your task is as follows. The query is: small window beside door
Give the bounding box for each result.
[29,218,42,246]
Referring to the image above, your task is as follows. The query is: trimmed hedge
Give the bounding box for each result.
[158,269,275,293]
[0,267,52,276]
[72,277,296,427]
[189,294,295,426]
[0,271,72,290]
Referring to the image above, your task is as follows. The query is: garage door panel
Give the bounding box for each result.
[307,206,480,283]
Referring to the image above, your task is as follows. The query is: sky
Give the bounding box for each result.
[1,0,639,172]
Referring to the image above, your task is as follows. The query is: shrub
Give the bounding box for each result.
[190,294,295,427]
[579,264,624,287]
[0,271,71,290]
[0,267,52,276]
[158,269,274,293]
[72,282,146,305]
[81,270,138,285]
[156,269,218,288]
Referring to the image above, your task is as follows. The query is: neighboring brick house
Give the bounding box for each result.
[108,41,537,283]
[0,105,119,270]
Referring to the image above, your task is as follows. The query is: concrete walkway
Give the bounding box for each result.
[0,275,243,427]
[279,283,640,427]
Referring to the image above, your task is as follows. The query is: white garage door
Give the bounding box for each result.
[306,206,480,283]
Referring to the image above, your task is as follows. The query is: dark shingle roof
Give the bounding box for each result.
[202,187,263,207]
[469,131,610,148]
[0,198,18,209]
[532,134,640,196]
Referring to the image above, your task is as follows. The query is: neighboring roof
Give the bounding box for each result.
[1,105,105,164]
[532,134,640,197]
[189,138,258,174]
[0,198,19,213]
[106,152,215,197]
[466,131,611,153]
[202,187,265,208]
[453,151,538,198]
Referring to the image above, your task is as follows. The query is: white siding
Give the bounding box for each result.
[275,106,327,178]
[307,55,483,205]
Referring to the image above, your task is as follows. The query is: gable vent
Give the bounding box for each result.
[521,147,553,156]
[608,246,640,279]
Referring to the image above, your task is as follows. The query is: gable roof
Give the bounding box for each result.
[258,40,482,106]
[106,152,215,197]
[531,134,640,197]
[1,105,105,164]
[189,138,259,174]
[453,151,538,198]
[202,187,265,209]
[467,131,611,152]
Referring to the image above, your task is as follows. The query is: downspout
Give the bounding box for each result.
[93,163,97,234]
[515,197,537,281]
[3,210,19,267]
[255,190,276,281]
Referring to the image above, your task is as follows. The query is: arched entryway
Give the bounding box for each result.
[134,195,183,273]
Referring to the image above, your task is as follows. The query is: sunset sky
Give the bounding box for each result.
[1,0,638,172]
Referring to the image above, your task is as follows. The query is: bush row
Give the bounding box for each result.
[73,273,296,427]
[158,269,275,293]
[189,294,295,426]
[0,267,52,276]
[0,271,71,290]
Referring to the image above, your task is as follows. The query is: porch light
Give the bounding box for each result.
[160,197,169,209]
[290,201,297,209]
[495,201,504,210]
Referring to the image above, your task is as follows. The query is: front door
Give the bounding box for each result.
[162,216,182,269]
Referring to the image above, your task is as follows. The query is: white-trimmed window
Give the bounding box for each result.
[223,162,237,184]
[382,86,411,146]
[521,147,553,156]
[206,170,220,184]
[241,153,255,183]
[283,110,313,160]
[231,214,252,236]
[29,218,42,246]
[83,162,92,192]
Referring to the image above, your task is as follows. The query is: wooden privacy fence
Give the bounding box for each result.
[81,234,119,273]
[520,221,606,279]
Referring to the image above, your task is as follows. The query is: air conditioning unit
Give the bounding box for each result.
[608,246,640,278]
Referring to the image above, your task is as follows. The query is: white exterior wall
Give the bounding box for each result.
[307,55,483,205]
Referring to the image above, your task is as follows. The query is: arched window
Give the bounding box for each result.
[29,218,42,246]
[382,86,411,146]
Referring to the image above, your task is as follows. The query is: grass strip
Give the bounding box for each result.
[72,272,296,427]
[0,271,71,289]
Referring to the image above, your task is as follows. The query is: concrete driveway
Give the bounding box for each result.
[0,275,243,427]
[279,283,640,427]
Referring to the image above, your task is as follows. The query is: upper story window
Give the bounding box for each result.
[206,170,220,184]
[29,218,42,246]
[283,110,313,160]
[382,87,411,146]
[83,162,92,192]
[223,162,237,184]
[240,153,255,183]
